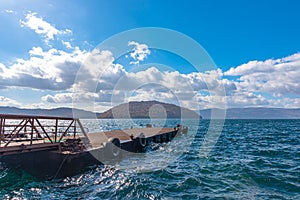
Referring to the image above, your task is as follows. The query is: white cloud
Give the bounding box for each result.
[220,52,300,108]
[4,40,300,110]
[84,66,230,110]
[225,92,268,108]
[41,91,122,112]
[114,67,233,100]
[126,90,178,104]
[20,12,72,44]
[42,93,73,103]
[268,97,300,108]
[128,41,150,65]
[62,40,72,49]
[0,96,20,107]
[5,9,15,14]
[72,49,120,93]
[3,11,300,111]
[42,90,115,104]
[0,46,87,90]
[225,52,300,97]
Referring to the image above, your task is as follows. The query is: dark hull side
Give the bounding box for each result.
[0,129,182,179]
[0,150,101,179]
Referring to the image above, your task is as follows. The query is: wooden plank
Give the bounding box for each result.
[85,127,175,148]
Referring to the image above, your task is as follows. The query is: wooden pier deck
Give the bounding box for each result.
[86,127,175,148]
[0,114,184,155]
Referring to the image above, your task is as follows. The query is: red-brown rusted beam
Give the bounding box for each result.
[73,120,76,138]
[35,118,53,143]
[0,118,3,146]
[31,120,42,138]
[30,118,34,145]
[54,119,58,142]
[26,117,42,139]
[3,118,5,141]
[76,119,86,136]
[0,115,83,148]
[58,120,75,142]
[6,119,25,139]
[0,114,78,121]
[4,119,30,147]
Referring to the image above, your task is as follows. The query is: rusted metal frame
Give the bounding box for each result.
[0,117,3,146]
[6,119,25,139]
[26,118,42,139]
[0,118,6,145]
[32,119,42,138]
[73,120,76,139]
[30,118,34,145]
[0,116,82,147]
[58,120,75,142]
[35,118,53,144]
[9,119,30,143]
[76,119,86,136]
[54,119,58,143]
[3,118,5,141]
[0,114,78,121]
[4,119,30,147]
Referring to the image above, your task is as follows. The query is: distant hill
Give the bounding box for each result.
[0,106,97,118]
[98,100,201,119]
[1,105,300,119]
[200,107,300,119]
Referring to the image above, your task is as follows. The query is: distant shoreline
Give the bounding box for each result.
[1,104,300,119]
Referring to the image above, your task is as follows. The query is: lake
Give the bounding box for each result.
[0,119,299,199]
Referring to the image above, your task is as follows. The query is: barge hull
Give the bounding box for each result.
[0,114,188,179]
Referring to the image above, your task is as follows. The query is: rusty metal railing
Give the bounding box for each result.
[0,114,86,148]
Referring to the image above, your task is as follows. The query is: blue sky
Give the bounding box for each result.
[0,0,299,111]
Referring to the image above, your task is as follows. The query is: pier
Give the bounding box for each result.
[0,114,187,178]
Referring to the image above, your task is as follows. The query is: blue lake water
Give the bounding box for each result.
[0,119,299,199]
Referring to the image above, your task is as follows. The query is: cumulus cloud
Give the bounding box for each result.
[225,92,268,108]
[42,93,73,103]
[72,49,122,93]
[269,97,300,108]
[0,96,21,107]
[20,12,72,43]
[0,46,87,90]
[225,52,300,97]
[3,10,300,110]
[79,65,230,110]
[42,90,117,104]
[128,41,150,65]
[113,67,233,100]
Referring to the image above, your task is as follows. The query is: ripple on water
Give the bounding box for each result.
[0,119,299,199]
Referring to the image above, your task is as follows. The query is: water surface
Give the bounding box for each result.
[0,119,299,199]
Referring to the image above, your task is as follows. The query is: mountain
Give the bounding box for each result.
[0,106,97,118]
[98,100,201,119]
[1,105,300,119]
[200,107,300,119]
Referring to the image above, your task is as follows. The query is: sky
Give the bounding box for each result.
[0,0,299,112]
